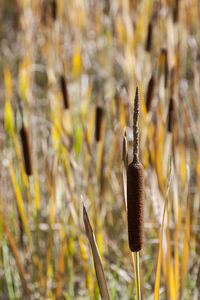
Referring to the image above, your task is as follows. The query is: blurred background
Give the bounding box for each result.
[0,0,200,299]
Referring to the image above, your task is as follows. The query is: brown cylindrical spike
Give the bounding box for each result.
[95,106,103,142]
[127,162,144,252]
[17,209,24,246]
[173,0,179,23]
[167,97,174,132]
[127,87,144,252]
[164,51,169,88]
[20,126,33,176]
[60,75,70,109]
[146,21,153,52]
[161,48,169,88]
[52,0,57,21]
[146,74,155,112]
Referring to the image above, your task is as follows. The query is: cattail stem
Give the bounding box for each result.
[132,252,141,300]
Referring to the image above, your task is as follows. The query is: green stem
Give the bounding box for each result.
[133,251,141,300]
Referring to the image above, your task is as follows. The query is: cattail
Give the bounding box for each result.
[173,0,179,23]
[146,21,153,52]
[42,1,56,25]
[52,0,57,21]
[170,67,175,95]
[60,75,70,109]
[167,96,174,132]
[95,106,103,142]
[20,125,33,176]
[127,87,144,252]
[17,209,24,246]
[164,50,169,88]
[161,48,169,88]
[103,0,110,15]
[146,74,156,112]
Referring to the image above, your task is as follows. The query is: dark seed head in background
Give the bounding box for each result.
[161,48,169,89]
[95,106,103,142]
[146,20,153,52]
[60,75,70,109]
[146,74,156,112]
[20,125,33,176]
[173,0,179,23]
[167,96,175,133]
[52,0,57,21]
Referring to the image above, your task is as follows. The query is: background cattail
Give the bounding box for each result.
[20,125,33,176]
[167,96,175,132]
[161,48,169,88]
[60,75,70,109]
[146,20,153,52]
[17,209,24,246]
[127,87,144,252]
[173,0,179,23]
[51,0,57,21]
[95,106,103,142]
[146,74,156,112]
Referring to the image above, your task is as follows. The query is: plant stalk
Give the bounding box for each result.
[132,251,141,300]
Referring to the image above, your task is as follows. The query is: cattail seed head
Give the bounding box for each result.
[127,87,144,252]
[17,209,24,246]
[146,74,156,112]
[52,0,57,21]
[164,52,169,88]
[173,0,179,23]
[161,48,169,88]
[60,75,70,109]
[167,96,175,132]
[95,106,103,142]
[20,125,33,176]
[146,21,153,52]
[127,162,144,252]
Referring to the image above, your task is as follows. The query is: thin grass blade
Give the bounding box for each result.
[154,159,172,300]
[83,204,110,300]
[2,213,30,294]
